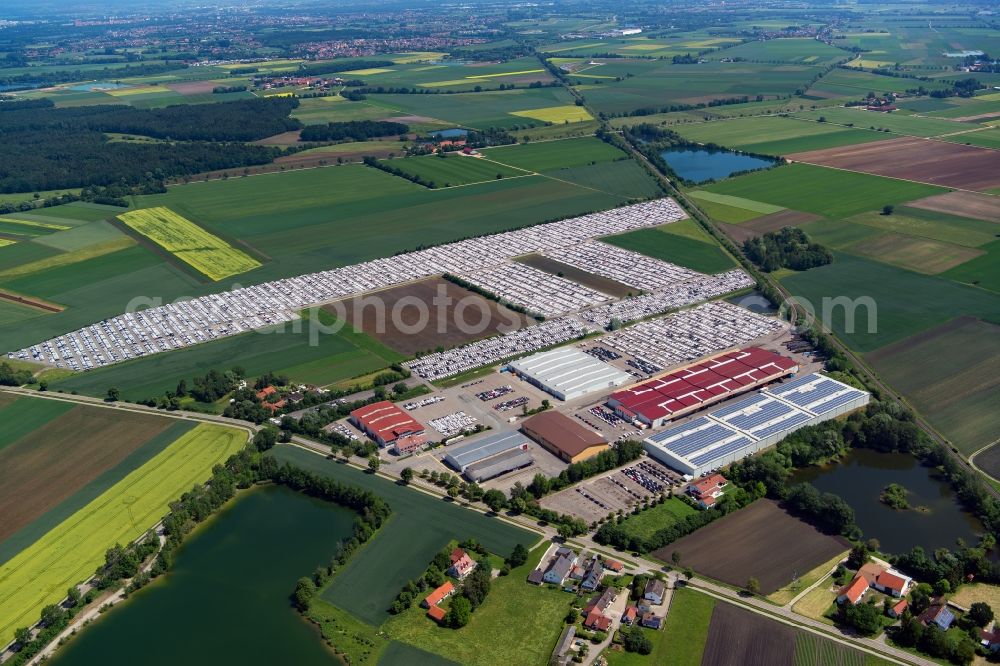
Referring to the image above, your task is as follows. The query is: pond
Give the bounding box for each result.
[791,448,985,555]
[430,128,468,139]
[68,82,128,92]
[660,146,776,184]
[51,485,355,666]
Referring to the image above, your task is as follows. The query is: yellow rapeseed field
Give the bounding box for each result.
[118,207,261,281]
[0,423,246,645]
[511,105,594,123]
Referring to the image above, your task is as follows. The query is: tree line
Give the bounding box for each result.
[299,120,408,142]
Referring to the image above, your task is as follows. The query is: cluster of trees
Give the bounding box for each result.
[929,77,983,98]
[9,587,97,665]
[0,98,299,193]
[742,227,833,272]
[595,486,754,553]
[212,85,247,94]
[299,120,408,142]
[1,97,300,142]
[0,362,33,386]
[388,540,496,628]
[364,155,439,188]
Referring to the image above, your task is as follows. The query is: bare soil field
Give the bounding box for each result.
[652,500,850,594]
[701,602,797,666]
[974,445,1000,483]
[516,253,635,298]
[0,406,174,542]
[253,130,303,146]
[166,80,220,95]
[326,277,530,356]
[867,316,1000,455]
[789,137,1000,191]
[907,191,1000,222]
[741,210,822,235]
[718,222,756,244]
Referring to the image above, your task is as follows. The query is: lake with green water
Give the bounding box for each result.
[791,448,984,555]
[51,485,353,666]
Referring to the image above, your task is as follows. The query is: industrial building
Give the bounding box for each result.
[608,347,798,427]
[349,400,426,455]
[443,431,533,482]
[643,373,869,477]
[509,347,632,402]
[521,411,609,463]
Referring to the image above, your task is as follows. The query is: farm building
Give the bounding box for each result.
[509,347,632,401]
[443,430,532,483]
[608,347,798,427]
[643,373,869,477]
[350,400,426,454]
[521,411,609,463]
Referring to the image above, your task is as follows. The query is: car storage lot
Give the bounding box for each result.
[539,456,683,524]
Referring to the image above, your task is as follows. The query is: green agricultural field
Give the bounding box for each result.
[545,160,662,198]
[656,587,716,666]
[269,444,537,626]
[481,136,626,172]
[701,164,945,219]
[846,207,999,248]
[791,108,968,138]
[0,422,246,646]
[780,252,1000,352]
[705,38,848,65]
[613,498,699,542]
[53,311,402,400]
[0,396,74,451]
[2,164,629,352]
[380,154,525,187]
[577,60,825,116]
[867,317,1000,455]
[944,127,1000,150]
[362,87,580,129]
[670,115,883,156]
[844,233,983,276]
[291,97,396,125]
[604,221,737,274]
[943,240,1000,294]
[688,191,783,224]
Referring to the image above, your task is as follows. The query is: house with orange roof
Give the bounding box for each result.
[888,599,908,619]
[837,575,869,605]
[874,569,912,598]
[422,581,455,609]
[256,385,277,401]
[427,605,447,623]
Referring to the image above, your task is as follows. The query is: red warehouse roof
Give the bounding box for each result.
[351,400,424,443]
[608,348,797,423]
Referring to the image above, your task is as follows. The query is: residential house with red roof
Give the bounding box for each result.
[422,581,455,609]
[448,548,477,580]
[837,575,869,605]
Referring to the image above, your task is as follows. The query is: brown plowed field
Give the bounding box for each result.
[741,210,823,236]
[0,405,174,543]
[652,500,849,594]
[326,277,530,356]
[907,190,1000,222]
[166,80,220,95]
[701,602,796,666]
[789,137,1000,191]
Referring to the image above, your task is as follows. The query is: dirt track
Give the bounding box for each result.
[789,136,1000,191]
